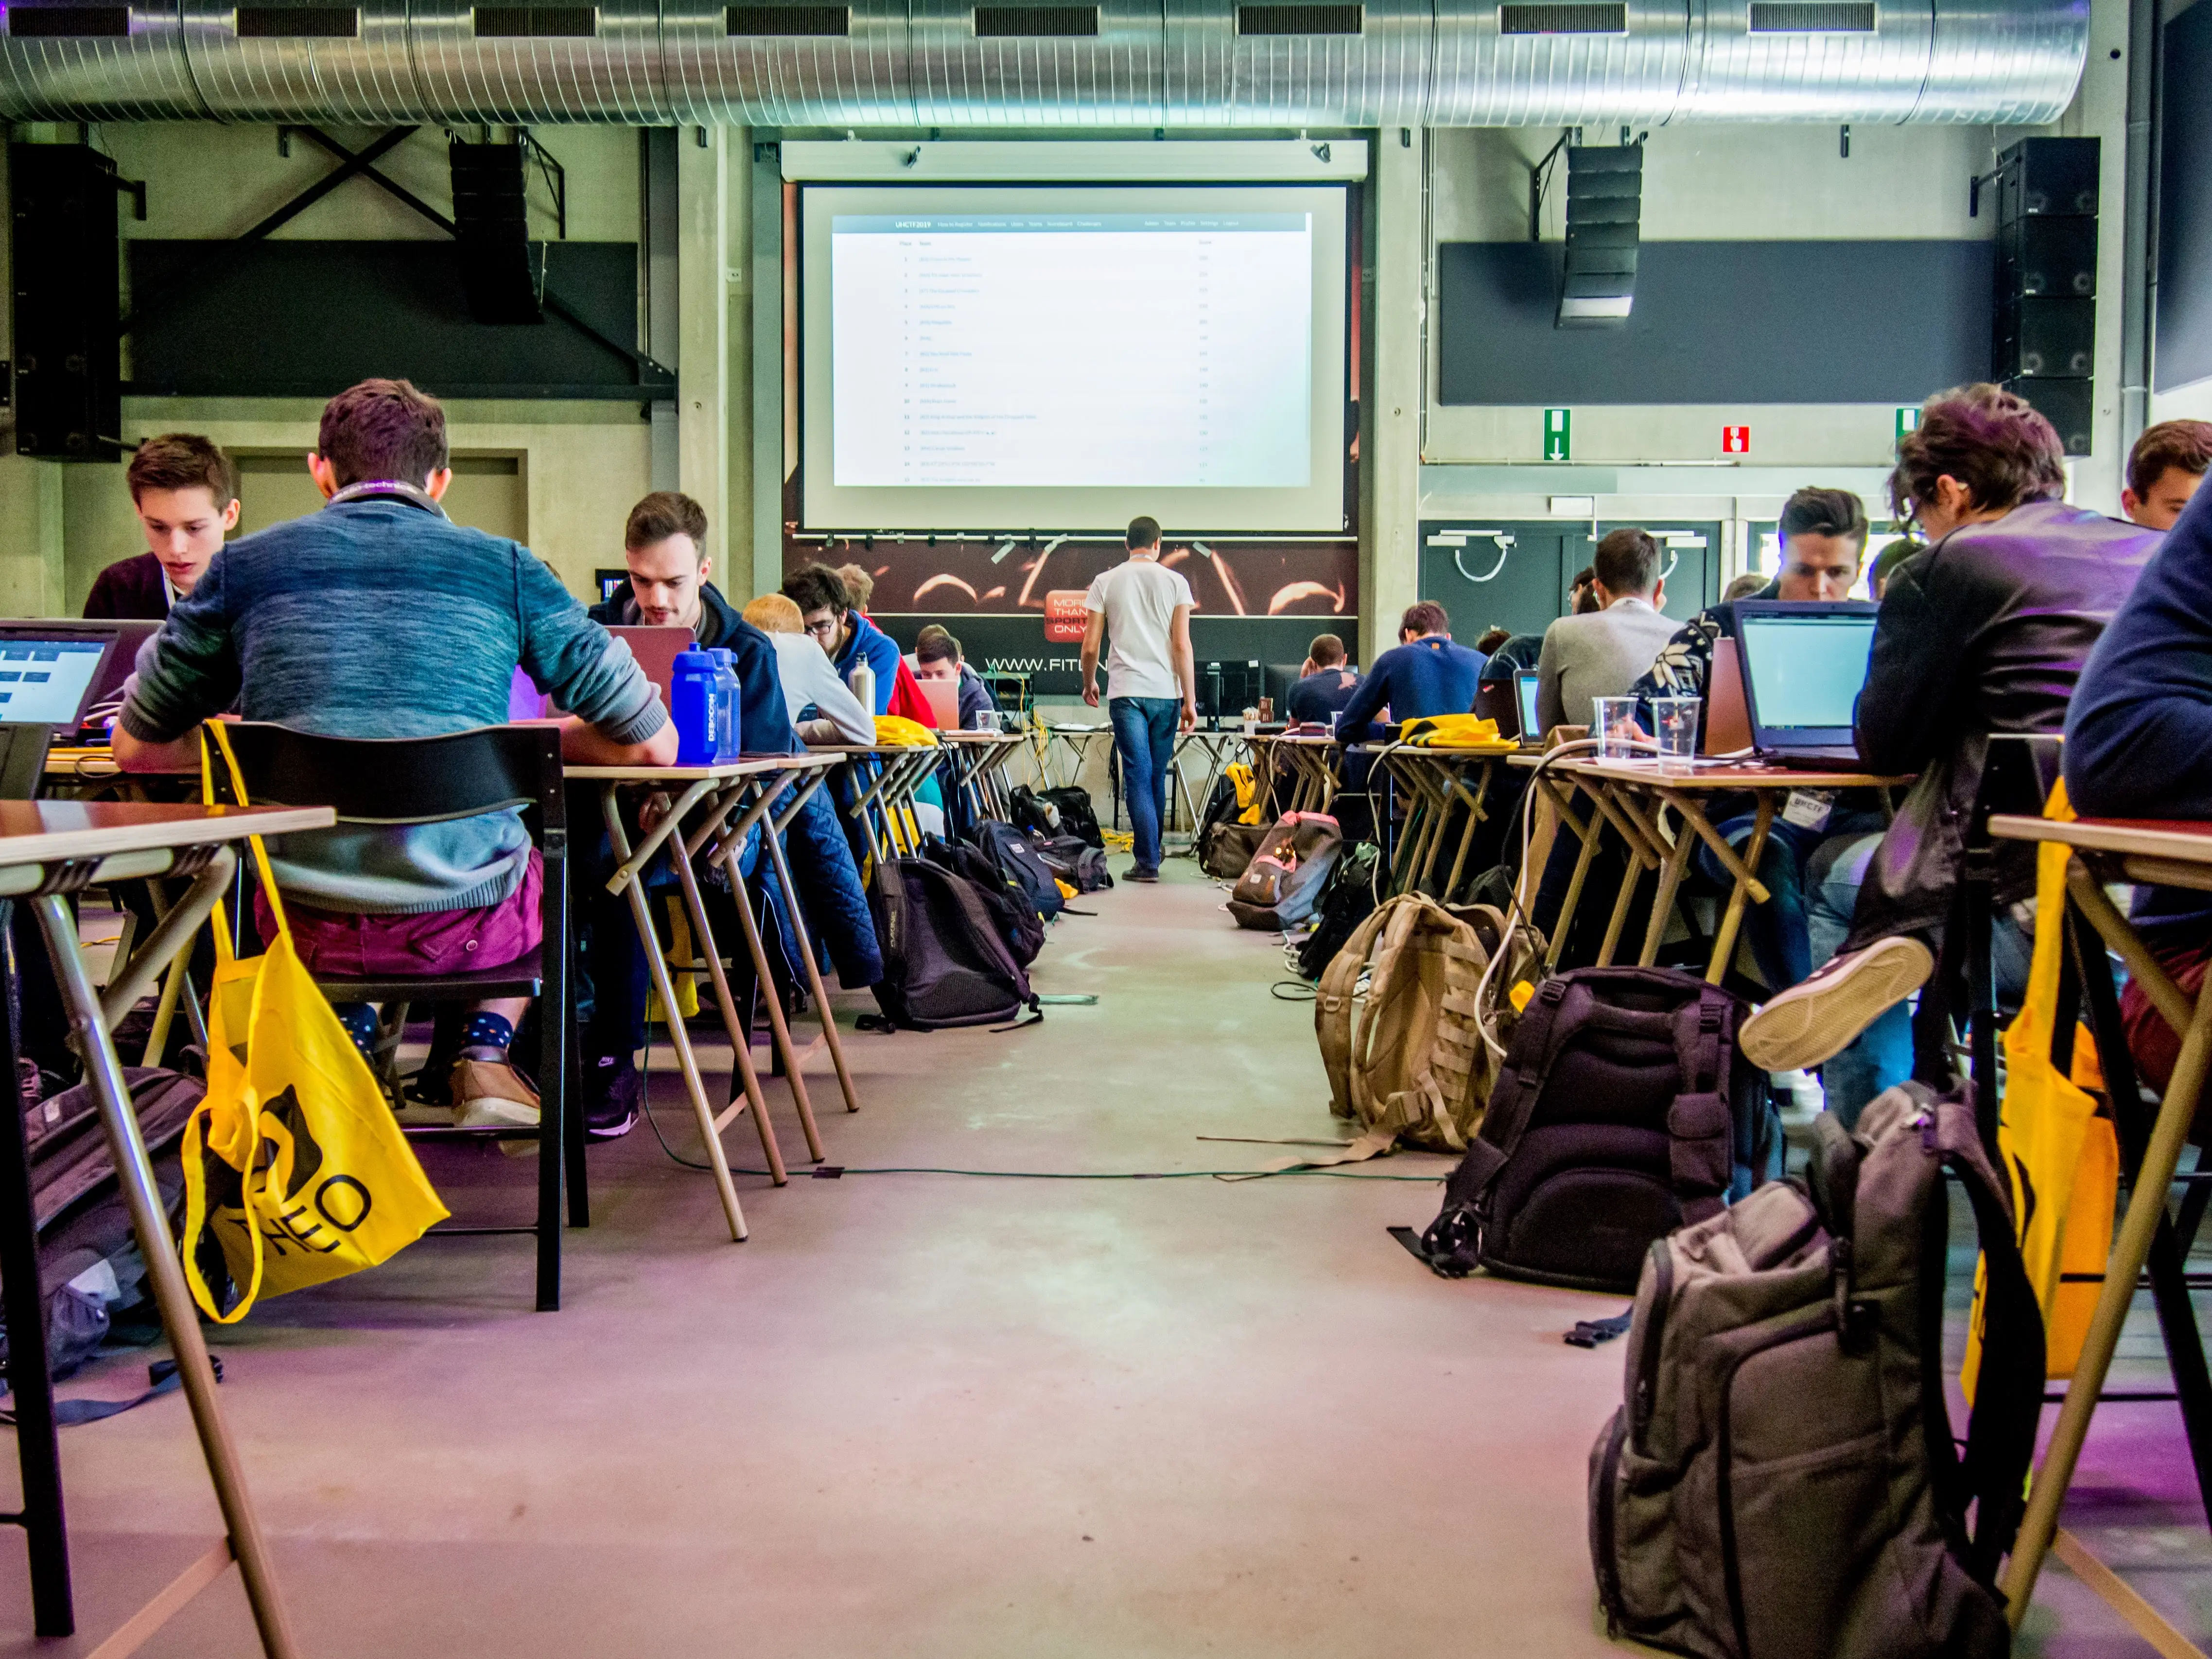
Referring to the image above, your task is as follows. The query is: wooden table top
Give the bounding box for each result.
[564,754,818,782]
[1522,754,1911,790]
[0,800,334,866]
[936,730,1023,746]
[1989,814,2212,866]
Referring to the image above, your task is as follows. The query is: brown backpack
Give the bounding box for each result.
[1313,895,1538,1160]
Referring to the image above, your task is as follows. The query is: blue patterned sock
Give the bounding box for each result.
[460,1011,515,1063]
[331,1002,379,1061]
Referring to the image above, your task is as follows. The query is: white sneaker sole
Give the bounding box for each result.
[454,1096,541,1132]
[1740,938,1934,1073]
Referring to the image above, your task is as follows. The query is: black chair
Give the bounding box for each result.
[209,721,580,1312]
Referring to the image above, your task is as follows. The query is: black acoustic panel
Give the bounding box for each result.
[1500,2,1624,30]
[1995,295,2095,380]
[235,5,360,34]
[1995,136,2100,220]
[472,4,598,33]
[2004,376,2093,457]
[1997,216,2096,297]
[1748,2,1872,29]
[11,144,121,461]
[124,241,662,399]
[1438,240,1994,405]
[727,2,848,28]
[2158,0,2212,390]
[973,4,1097,33]
[5,5,129,33]
[450,141,541,324]
[1237,1,1361,30]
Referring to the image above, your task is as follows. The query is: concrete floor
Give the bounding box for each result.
[3,862,2209,1656]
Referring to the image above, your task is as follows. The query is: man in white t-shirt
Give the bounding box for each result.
[1080,515,1198,881]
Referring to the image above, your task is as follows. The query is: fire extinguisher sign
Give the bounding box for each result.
[1721,426,1751,454]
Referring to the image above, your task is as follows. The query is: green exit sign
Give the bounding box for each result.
[1895,406,1920,441]
[1544,407,1571,461]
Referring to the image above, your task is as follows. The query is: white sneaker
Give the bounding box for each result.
[1740,938,1934,1074]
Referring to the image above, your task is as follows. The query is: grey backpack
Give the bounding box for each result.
[1588,1084,2045,1659]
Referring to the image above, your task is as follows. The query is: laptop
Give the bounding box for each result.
[918,675,961,732]
[1515,671,1544,749]
[1703,638,1751,756]
[1734,600,1881,768]
[0,625,122,732]
[519,624,694,718]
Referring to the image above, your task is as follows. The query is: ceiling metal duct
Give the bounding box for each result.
[0,0,2087,124]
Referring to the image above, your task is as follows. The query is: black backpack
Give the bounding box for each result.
[1415,967,1781,1292]
[1032,833,1114,893]
[1008,785,1058,839]
[925,838,1046,967]
[869,857,1041,1030]
[973,820,1064,920]
[1295,841,1381,980]
[1039,787,1104,849]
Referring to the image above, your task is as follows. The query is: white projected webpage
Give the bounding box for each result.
[830,210,1314,491]
[0,640,104,724]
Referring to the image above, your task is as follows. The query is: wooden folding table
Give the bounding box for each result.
[1989,814,2212,1652]
[1373,743,1511,900]
[0,800,327,1657]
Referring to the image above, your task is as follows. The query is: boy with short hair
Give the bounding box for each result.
[1287,633,1360,726]
[2121,419,2212,530]
[85,433,241,617]
[117,378,675,1130]
[785,563,903,715]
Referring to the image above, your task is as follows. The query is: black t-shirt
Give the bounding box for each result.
[1287,666,1360,725]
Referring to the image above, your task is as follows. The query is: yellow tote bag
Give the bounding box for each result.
[181,723,450,1322]
[1962,778,2119,1395]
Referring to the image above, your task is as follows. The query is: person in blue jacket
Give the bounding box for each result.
[1332,601,1488,744]
[786,563,901,715]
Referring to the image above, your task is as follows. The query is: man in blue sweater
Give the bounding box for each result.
[1333,601,1487,743]
[118,379,676,1132]
[2065,484,2207,1095]
[579,496,883,1136]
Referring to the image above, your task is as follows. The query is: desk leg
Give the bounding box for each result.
[35,893,303,1659]
[715,849,825,1165]
[667,822,787,1186]
[1441,764,1493,904]
[603,796,747,1242]
[1638,805,1696,968]
[2003,860,2212,1620]
[1546,786,1601,973]
[758,810,862,1116]
[1706,796,1774,986]
[0,905,70,1637]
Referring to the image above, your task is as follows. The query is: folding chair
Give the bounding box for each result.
[209,722,579,1311]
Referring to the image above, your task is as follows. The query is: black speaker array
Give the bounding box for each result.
[10,143,122,462]
[1993,136,2099,456]
[1556,143,1642,329]
[450,140,543,325]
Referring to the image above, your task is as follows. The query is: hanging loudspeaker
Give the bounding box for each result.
[1556,144,1642,330]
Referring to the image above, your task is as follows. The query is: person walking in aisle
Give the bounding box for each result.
[1080,516,1198,882]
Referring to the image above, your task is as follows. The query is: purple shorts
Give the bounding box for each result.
[255,850,544,980]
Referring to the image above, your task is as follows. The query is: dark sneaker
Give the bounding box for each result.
[1126,866,1160,883]
[582,1052,642,1141]
[1739,938,1934,1073]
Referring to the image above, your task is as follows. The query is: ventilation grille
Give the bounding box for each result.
[973,4,1097,35]
[1499,2,1626,32]
[6,5,131,34]
[235,5,360,35]
[726,2,849,31]
[1748,1,1874,27]
[472,4,598,33]
[1237,3,1362,33]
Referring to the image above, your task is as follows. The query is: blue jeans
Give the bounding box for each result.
[1693,808,1888,993]
[1110,696,1180,872]
[1806,830,1914,1127]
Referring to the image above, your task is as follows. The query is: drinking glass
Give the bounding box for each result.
[1594,697,1644,760]
[1651,697,1700,771]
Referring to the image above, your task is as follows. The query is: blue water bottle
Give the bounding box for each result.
[710,647,742,762]
[671,643,719,766]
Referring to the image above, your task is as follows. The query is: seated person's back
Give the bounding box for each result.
[1536,528,1680,732]
[1333,602,1486,740]
[1287,631,1360,725]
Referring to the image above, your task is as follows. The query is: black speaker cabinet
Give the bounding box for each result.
[449,140,542,325]
[2003,376,2094,457]
[1992,137,2098,457]
[1994,135,2101,221]
[10,143,122,462]
[1557,144,1642,329]
[1995,296,2096,379]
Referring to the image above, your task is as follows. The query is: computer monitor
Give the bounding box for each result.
[1515,672,1542,742]
[1263,662,1305,715]
[1733,601,1880,751]
[0,627,117,728]
[1200,660,1262,720]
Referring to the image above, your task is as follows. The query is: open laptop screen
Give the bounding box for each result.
[1736,604,1878,745]
[0,638,111,725]
[1515,671,1542,740]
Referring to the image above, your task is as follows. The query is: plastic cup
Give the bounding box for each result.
[1651,697,1700,771]
[1594,697,1643,760]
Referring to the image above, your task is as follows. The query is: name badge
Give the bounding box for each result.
[1781,789,1836,832]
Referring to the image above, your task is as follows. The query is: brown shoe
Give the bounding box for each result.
[451,1058,541,1131]
[1739,938,1934,1073]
